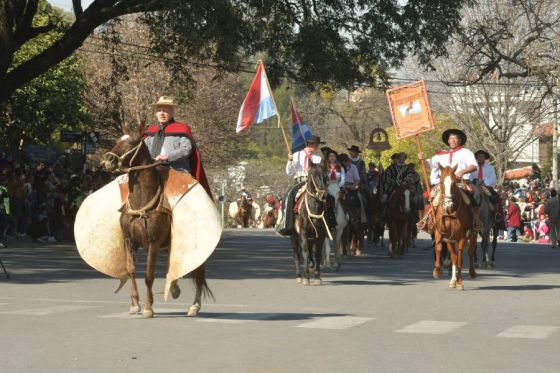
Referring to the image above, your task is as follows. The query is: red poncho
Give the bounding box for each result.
[145,122,212,199]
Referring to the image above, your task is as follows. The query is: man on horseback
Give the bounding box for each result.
[381,152,416,214]
[277,135,324,236]
[143,96,212,197]
[469,150,506,229]
[418,129,481,232]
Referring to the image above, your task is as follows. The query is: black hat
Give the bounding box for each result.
[391,152,407,160]
[320,146,333,154]
[347,145,362,153]
[442,129,467,146]
[475,150,491,160]
[307,135,325,144]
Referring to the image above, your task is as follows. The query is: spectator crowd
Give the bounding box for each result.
[0,154,111,248]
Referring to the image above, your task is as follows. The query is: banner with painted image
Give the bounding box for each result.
[386,80,435,139]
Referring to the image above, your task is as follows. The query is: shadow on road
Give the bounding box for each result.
[0,229,558,286]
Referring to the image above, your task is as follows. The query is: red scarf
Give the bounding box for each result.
[477,164,483,180]
[436,146,462,164]
[144,122,212,200]
[304,150,313,171]
[329,165,338,181]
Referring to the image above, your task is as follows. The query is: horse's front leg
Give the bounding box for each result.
[447,241,458,288]
[433,233,442,279]
[455,239,466,290]
[125,238,141,314]
[300,230,310,285]
[141,243,159,318]
[312,237,323,285]
[468,233,478,279]
[291,232,302,283]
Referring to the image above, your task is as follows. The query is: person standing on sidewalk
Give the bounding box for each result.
[544,188,560,248]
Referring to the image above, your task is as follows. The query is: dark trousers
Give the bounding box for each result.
[279,181,305,233]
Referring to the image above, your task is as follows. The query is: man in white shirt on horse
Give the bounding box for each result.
[277,135,324,236]
[470,149,506,228]
[418,128,481,232]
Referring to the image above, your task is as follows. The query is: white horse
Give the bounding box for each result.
[323,182,348,270]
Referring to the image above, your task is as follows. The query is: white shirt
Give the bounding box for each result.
[469,162,497,187]
[326,166,346,187]
[428,147,477,185]
[286,149,322,178]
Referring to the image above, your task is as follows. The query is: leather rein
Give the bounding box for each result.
[304,174,333,240]
[105,141,164,217]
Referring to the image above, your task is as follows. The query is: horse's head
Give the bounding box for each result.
[439,165,459,210]
[393,183,412,213]
[101,125,148,173]
[307,163,328,202]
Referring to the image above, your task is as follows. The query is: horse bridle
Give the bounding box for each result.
[104,141,164,217]
[105,141,162,173]
[303,173,333,240]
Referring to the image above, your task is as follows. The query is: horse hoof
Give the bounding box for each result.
[142,309,154,318]
[457,283,465,291]
[170,284,181,299]
[296,277,302,284]
[448,281,457,288]
[312,278,322,286]
[302,278,310,286]
[187,304,200,317]
[433,268,441,279]
[469,269,477,279]
[356,250,363,256]
[129,305,141,314]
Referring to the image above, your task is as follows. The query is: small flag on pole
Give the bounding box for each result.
[236,61,278,133]
[290,100,312,153]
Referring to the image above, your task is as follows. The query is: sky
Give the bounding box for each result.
[48,0,94,12]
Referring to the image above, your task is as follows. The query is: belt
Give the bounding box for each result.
[295,176,308,183]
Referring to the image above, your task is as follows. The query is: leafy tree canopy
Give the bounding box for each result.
[1,0,470,104]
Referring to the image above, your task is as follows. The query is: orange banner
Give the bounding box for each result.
[386,80,435,139]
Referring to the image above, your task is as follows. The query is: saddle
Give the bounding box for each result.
[293,184,307,214]
[117,167,198,214]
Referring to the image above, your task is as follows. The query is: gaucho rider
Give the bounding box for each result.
[469,149,506,228]
[346,145,368,224]
[277,135,324,236]
[417,128,481,232]
[381,152,416,215]
[143,96,212,197]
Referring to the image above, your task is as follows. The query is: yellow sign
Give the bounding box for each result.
[386,80,435,139]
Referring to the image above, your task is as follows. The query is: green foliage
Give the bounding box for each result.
[364,114,456,175]
[1,2,86,155]
[143,0,469,89]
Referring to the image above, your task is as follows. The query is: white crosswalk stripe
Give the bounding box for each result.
[0,304,100,316]
[296,316,374,330]
[497,325,559,339]
[396,320,467,335]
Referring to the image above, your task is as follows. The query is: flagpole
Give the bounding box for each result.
[260,61,292,155]
[290,97,308,147]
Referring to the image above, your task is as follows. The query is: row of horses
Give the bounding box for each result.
[290,163,499,290]
[94,130,497,318]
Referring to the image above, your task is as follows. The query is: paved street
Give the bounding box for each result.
[0,229,559,373]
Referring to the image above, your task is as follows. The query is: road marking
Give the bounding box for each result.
[396,320,467,335]
[296,316,374,330]
[498,325,559,339]
[197,313,281,324]
[0,305,99,316]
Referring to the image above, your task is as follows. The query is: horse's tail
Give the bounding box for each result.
[191,264,215,301]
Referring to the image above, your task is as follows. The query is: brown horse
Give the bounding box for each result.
[342,188,364,256]
[261,208,278,228]
[101,127,212,318]
[386,184,411,259]
[237,195,253,228]
[433,166,477,290]
[291,163,328,285]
